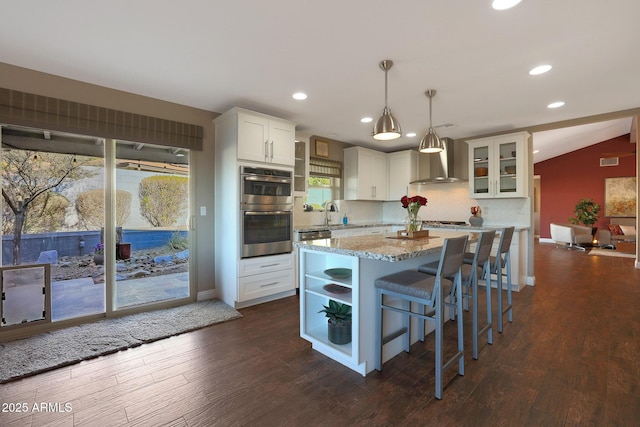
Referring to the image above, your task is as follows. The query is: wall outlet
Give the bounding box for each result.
[483,206,488,214]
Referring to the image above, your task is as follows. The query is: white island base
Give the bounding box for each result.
[299,234,462,376]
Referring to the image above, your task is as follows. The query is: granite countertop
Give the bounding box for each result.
[294,230,477,262]
[295,222,529,233]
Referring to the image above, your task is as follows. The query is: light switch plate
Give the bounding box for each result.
[200,206,206,216]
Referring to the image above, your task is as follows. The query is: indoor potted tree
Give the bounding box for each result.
[318,300,352,345]
[568,198,601,237]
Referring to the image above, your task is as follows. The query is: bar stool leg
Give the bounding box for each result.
[455,274,465,375]
[435,284,443,399]
[375,289,383,371]
[403,299,411,352]
[471,268,479,360]
[506,252,513,323]
[496,257,504,333]
[484,263,493,345]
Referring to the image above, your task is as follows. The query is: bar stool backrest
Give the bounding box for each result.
[476,230,496,265]
[438,235,469,279]
[497,227,515,256]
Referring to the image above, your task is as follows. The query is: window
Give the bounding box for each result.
[307,157,342,211]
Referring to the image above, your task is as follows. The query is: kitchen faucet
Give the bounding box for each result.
[323,201,338,226]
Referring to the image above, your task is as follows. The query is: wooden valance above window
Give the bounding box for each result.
[0,88,203,150]
[309,156,342,178]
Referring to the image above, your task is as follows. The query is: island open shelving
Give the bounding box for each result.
[297,231,474,376]
[300,250,362,372]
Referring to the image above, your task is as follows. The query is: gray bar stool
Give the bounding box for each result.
[490,227,515,333]
[374,235,468,400]
[420,230,496,359]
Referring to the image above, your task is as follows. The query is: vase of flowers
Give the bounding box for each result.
[93,243,105,265]
[469,205,483,226]
[401,195,428,233]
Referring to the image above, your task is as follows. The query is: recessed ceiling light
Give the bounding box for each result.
[361,117,373,123]
[406,132,417,137]
[292,92,307,100]
[547,101,565,109]
[492,0,522,10]
[529,65,552,75]
[533,150,540,154]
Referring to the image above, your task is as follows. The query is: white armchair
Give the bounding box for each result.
[550,223,593,251]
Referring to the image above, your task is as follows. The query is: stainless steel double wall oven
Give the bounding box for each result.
[240,166,293,258]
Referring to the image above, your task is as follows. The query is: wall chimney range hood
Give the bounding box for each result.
[411,137,468,184]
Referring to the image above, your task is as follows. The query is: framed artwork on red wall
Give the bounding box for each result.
[604,177,636,217]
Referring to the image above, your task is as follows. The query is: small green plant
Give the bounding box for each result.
[568,198,601,227]
[318,300,352,325]
[166,231,188,250]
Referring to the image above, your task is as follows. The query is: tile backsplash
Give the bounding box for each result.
[294,181,531,227]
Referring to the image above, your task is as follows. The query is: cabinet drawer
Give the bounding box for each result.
[238,253,294,277]
[238,268,295,302]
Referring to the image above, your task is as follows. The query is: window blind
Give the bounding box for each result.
[309,157,342,178]
[0,88,203,150]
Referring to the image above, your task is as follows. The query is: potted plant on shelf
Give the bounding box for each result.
[318,299,352,345]
[568,198,601,237]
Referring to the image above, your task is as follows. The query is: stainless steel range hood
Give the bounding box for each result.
[411,137,468,184]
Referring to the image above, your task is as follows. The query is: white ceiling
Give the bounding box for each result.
[1,1,639,162]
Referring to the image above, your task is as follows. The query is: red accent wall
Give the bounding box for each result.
[534,134,636,238]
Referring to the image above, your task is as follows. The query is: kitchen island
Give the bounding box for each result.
[295,230,476,376]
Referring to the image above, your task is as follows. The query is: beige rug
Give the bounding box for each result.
[0,299,242,383]
[589,248,636,259]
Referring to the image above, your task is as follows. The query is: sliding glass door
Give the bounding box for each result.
[0,125,191,330]
[113,140,190,309]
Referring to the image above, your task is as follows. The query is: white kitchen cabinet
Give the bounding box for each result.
[235,108,296,166]
[239,267,295,302]
[387,150,419,200]
[234,253,296,305]
[213,108,297,309]
[466,131,530,198]
[343,146,388,201]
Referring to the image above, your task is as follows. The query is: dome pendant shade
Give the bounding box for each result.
[373,60,402,140]
[418,89,444,153]
[419,128,442,153]
[373,106,402,140]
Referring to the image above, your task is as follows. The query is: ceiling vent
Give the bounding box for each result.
[600,157,619,167]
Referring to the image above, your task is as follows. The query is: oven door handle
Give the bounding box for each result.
[242,175,291,184]
[244,211,292,216]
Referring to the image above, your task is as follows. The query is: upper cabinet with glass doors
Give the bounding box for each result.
[294,138,308,197]
[466,131,530,199]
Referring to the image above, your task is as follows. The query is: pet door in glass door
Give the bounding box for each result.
[1,264,51,327]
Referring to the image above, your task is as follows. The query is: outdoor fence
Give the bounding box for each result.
[1,229,188,265]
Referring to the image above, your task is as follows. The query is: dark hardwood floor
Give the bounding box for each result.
[1,241,639,426]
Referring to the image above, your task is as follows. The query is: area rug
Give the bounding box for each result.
[0,299,241,383]
[589,248,636,259]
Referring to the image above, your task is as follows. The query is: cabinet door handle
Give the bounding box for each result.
[265,140,269,162]
[260,263,279,268]
[271,140,274,160]
[260,281,280,288]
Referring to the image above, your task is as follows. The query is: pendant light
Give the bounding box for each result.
[373,60,402,140]
[419,89,444,153]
